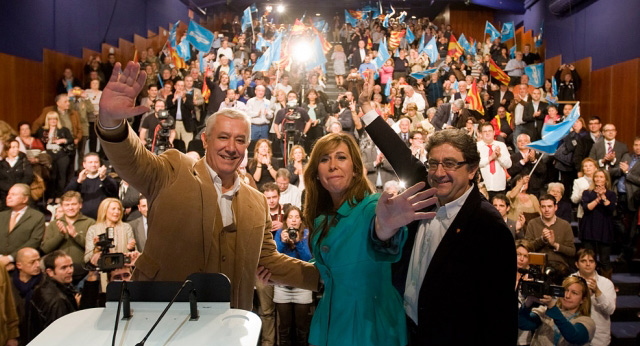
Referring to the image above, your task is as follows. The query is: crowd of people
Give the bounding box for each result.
[0,8,635,346]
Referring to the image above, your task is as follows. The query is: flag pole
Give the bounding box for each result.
[528,153,545,178]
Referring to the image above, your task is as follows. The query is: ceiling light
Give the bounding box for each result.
[277,4,285,13]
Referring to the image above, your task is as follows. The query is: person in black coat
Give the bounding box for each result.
[302,89,327,153]
[522,89,548,141]
[35,112,74,202]
[554,64,581,101]
[359,71,517,345]
[0,139,34,210]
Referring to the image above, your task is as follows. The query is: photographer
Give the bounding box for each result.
[519,276,595,345]
[84,198,136,266]
[139,99,176,154]
[274,91,312,157]
[273,206,313,346]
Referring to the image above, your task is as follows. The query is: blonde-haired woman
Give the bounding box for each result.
[519,276,595,345]
[84,198,136,265]
[331,45,347,89]
[248,138,279,189]
[36,111,74,202]
[286,145,307,188]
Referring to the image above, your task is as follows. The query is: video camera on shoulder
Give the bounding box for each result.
[93,227,130,271]
[518,253,565,298]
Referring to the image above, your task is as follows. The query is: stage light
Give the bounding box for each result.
[411,15,416,19]
[315,13,321,16]
[277,4,285,13]
[291,40,312,62]
[266,5,273,11]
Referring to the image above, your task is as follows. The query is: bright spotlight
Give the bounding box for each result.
[291,40,312,62]
[315,13,321,16]
[277,4,285,13]
[266,5,273,11]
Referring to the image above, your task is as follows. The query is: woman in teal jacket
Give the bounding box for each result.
[303,133,436,346]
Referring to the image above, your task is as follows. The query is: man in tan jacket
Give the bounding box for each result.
[97,62,319,311]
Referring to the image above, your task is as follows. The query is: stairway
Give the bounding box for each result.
[611,257,640,346]
[323,49,341,104]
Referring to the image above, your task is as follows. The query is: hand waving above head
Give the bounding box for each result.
[99,62,150,128]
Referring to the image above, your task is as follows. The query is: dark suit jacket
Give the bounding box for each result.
[589,139,629,180]
[0,207,45,258]
[165,93,196,132]
[128,216,147,252]
[431,103,470,131]
[622,153,640,211]
[522,101,548,141]
[507,151,547,196]
[573,133,599,171]
[490,90,514,117]
[365,116,517,345]
[351,48,370,68]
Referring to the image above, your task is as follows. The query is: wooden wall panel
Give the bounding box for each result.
[118,38,136,63]
[101,43,119,63]
[0,53,44,128]
[134,34,148,53]
[589,67,612,122]
[448,7,494,45]
[42,49,84,108]
[82,48,101,63]
[545,55,561,79]
[572,57,592,115]
[610,59,639,146]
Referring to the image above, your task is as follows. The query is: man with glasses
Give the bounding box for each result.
[589,123,628,182]
[359,71,516,346]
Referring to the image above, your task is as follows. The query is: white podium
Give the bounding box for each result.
[28,273,261,345]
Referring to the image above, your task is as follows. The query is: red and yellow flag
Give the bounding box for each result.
[168,44,187,70]
[348,10,363,20]
[291,19,306,35]
[489,58,511,85]
[447,34,463,59]
[466,79,484,116]
[388,30,405,50]
[202,68,211,103]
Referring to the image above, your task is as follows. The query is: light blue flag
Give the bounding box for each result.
[250,3,258,12]
[242,6,252,33]
[306,34,327,71]
[422,37,438,64]
[186,21,214,52]
[552,76,558,97]
[528,102,581,155]
[252,47,272,72]
[344,10,358,27]
[394,48,400,57]
[410,68,437,80]
[228,59,238,90]
[269,33,283,63]
[501,22,515,41]
[157,74,164,88]
[384,78,391,97]
[509,45,516,59]
[470,41,477,56]
[406,26,415,44]
[535,21,544,48]
[169,21,180,47]
[314,20,326,31]
[485,21,501,42]
[418,32,425,52]
[198,52,205,74]
[524,63,544,88]
[383,14,390,28]
[256,35,268,51]
[397,11,406,24]
[176,39,191,61]
[452,80,459,92]
[458,34,471,53]
[373,37,390,69]
[322,22,329,33]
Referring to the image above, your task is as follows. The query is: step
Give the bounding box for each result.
[612,273,640,296]
[612,295,640,322]
[611,321,640,346]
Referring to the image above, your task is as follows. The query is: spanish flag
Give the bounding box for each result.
[347,10,363,20]
[466,79,484,116]
[168,43,187,70]
[311,26,333,54]
[447,34,463,59]
[388,30,404,50]
[489,58,511,85]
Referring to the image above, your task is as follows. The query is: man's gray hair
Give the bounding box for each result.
[204,109,252,138]
[453,99,465,110]
[516,133,530,142]
[12,183,31,197]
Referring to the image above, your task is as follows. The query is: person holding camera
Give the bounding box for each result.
[84,198,136,266]
[274,91,312,155]
[273,206,313,346]
[519,275,596,345]
[139,99,176,152]
[554,64,581,102]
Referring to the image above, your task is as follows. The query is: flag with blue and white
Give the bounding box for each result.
[410,68,437,80]
[306,34,327,71]
[176,39,191,61]
[186,21,214,52]
[458,34,471,53]
[374,37,390,69]
[509,45,516,59]
[406,26,415,44]
[169,21,180,47]
[344,10,358,27]
[242,6,252,33]
[528,102,581,155]
[485,21,501,42]
[501,22,515,41]
[524,63,544,88]
[422,37,439,64]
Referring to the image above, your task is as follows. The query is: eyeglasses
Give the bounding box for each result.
[427,159,468,172]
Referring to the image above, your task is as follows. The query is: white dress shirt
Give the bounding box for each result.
[477,140,512,191]
[205,163,242,227]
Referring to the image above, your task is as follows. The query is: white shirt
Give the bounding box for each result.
[279,184,302,209]
[402,93,426,113]
[245,97,273,125]
[216,47,233,60]
[404,184,474,323]
[573,271,616,346]
[514,94,529,126]
[205,162,242,227]
[218,100,247,112]
[477,140,512,191]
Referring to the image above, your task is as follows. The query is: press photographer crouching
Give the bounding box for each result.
[139,99,175,155]
[273,206,313,346]
[518,251,596,345]
[274,91,312,161]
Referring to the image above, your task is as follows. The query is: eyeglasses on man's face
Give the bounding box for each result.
[427,159,468,172]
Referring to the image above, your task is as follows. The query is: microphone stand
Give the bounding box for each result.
[135,280,192,346]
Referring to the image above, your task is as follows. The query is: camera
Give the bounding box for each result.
[93,228,131,271]
[145,110,174,155]
[286,227,298,241]
[518,253,565,298]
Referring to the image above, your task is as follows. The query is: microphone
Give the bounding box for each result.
[135,279,193,346]
[189,288,199,320]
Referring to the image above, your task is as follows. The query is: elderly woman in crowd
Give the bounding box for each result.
[36,111,74,204]
[303,132,435,346]
[519,276,595,345]
[548,182,572,223]
[84,198,136,265]
[580,169,616,277]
